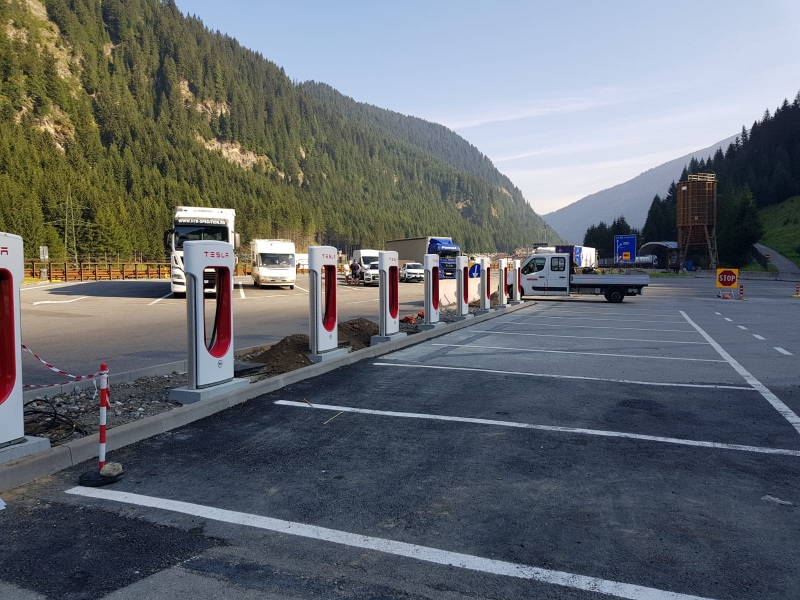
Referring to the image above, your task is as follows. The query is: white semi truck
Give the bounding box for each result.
[513,252,649,302]
[165,206,239,298]
[250,239,296,289]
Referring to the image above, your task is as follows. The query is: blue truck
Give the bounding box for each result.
[385,236,461,279]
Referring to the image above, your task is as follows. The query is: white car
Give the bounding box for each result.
[362,262,380,286]
[400,262,424,282]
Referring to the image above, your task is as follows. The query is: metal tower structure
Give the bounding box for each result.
[677,173,718,269]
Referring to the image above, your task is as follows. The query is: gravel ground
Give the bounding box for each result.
[22,304,490,445]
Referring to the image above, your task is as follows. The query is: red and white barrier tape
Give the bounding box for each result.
[21,344,100,389]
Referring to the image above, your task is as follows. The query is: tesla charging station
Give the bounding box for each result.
[453,255,472,321]
[170,240,248,404]
[371,250,406,345]
[309,246,348,362]
[1,232,50,463]
[476,258,492,315]
[496,258,508,309]
[419,253,443,331]
[510,259,523,304]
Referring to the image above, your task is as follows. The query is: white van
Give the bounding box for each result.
[352,249,380,280]
[251,239,296,289]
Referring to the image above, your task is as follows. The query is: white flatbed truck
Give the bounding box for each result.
[514,253,649,302]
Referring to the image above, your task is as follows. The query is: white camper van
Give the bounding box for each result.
[352,249,380,281]
[251,239,296,289]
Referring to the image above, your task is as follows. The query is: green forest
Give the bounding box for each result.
[585,92,800,267]
[0,0,553,261]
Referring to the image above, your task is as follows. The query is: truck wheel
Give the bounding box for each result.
[607,287,624,303]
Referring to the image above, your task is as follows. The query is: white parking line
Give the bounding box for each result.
[147,293,172,306]
[20,283,70,291]
[714,312,721,315]
[430,343,725,363]
[294,285,309,293]
[238,282,246,299]
[373,362,754,391]
[66,486,718,600]
[724,318,733,322]
[737,326,748,330]
[512,315,687,324]
[346,299,378,305]
[681,312,800,436]
[774,347,793,356]
[753,334,766,341]
[32,296,88,306]
[470,330,708,345]
[529,310,684,318]
[275,401,800,459]
[493,322,698,334]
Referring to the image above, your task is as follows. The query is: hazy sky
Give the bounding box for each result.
[177,0,800,215]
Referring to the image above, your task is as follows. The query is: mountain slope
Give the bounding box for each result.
[543,134,739,243]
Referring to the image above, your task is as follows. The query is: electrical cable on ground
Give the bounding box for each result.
[23,398,87,444]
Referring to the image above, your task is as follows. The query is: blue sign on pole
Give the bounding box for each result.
[468,263,481,278]
[614,235,637,264]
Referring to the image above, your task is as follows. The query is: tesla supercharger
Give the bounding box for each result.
[0,233,49,462]
[170,240,247,404]
[453,255,472,321]
[477,258,492,314]
[496,258,508,309]
[371,250,406,344]
[510,259,523,304]
[419,253,442,330]
[309,246,348,361]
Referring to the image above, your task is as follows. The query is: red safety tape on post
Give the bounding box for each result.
[21,344,101,388]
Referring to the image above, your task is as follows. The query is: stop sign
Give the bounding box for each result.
[765,254,771,260]
[718,269,737,287]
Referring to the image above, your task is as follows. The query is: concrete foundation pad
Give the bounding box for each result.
[450,314,475,322]
[308,346,351,363]
[475,309,492,316]
[0,436,51,464]
[494,304,509,310]
[509,300,524,305]
[417,322,446,331]
[169,378,250,405]
[371,331,408,345]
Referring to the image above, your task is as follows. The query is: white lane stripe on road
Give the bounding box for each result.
[373,362,754,391]
[430,343,726,363]
[493,321,698,334]
[276,401,800,459]
[774,347,793,356]
[470,330,708,345]
[238,282,246,299]
[680,311,800,436]
[509,315,687,324]
[753,334,766,341]
[147,293,172,306]
[737,326,748,330]
[32,296,88,306]
[526,310,684,318]
[724,318,733,322]
[20,283,70,291]
[294,285,309,293]
[714,312,721,315]
[66,486,717,600]
[346,299,379,305]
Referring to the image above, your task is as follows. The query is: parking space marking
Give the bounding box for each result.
[774,347,793,356]
[373,362,754,391]
[430,343,726,363]
[753,334,766,340]
[147,292,172,306]
[66,487,715,600]
[32,296,88,306]
[737,326,748,330]
[531,310,685,318]
[511,315,687,324]
[470,330,708,345]
[493,321,699,334]
[346,299,379,305]
[294,285,309,293]
[275,401,800,458]
[714,312,722,315]
[724,318,733,322]
[681,311,800,436]
[238,282,246,299]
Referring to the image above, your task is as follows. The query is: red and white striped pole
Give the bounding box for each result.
[738,284,745,301]
[98,363,109,469]
[794,283,800,298]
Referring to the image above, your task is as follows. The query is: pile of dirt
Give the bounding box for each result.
[245,318,380,376]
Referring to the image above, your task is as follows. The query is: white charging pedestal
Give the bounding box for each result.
[170,240,248,404]
[476,258,492,315]
[418,254,444,331]
[452,255,473,321]
[309,246,349,362]
[0,232,50,463]
[371,251,406,345]
[495,258,508,310]
[509,259,523,304]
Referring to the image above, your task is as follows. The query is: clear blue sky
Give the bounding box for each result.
[177,0,800,215]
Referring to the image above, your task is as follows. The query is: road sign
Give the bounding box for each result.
[765,254,770,260]
[39,246,48,261]
[716,268,739,288]
[614,235,637,264]
[468,263,481,278]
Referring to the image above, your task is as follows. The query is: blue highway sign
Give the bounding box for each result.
[614,235,637,264]
[468,264,481,278]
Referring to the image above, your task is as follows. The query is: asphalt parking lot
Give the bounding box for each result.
[2,278,799,599]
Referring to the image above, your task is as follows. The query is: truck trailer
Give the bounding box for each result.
[385,236,460,278]
[512,252,648,302]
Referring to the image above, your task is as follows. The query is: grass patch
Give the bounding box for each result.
[740,262,778,272]
[759,196,800,268]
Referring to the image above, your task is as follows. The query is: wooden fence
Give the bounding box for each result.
[25,262,311,282]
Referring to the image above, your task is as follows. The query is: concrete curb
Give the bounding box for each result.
[2,303,532,493]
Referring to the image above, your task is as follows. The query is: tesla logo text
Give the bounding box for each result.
[0,247,7,255]
[320,253,336,260]
[203,251,230,258]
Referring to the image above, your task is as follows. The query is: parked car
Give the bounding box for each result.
[400,262,424,282]
[363,261,380,286]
